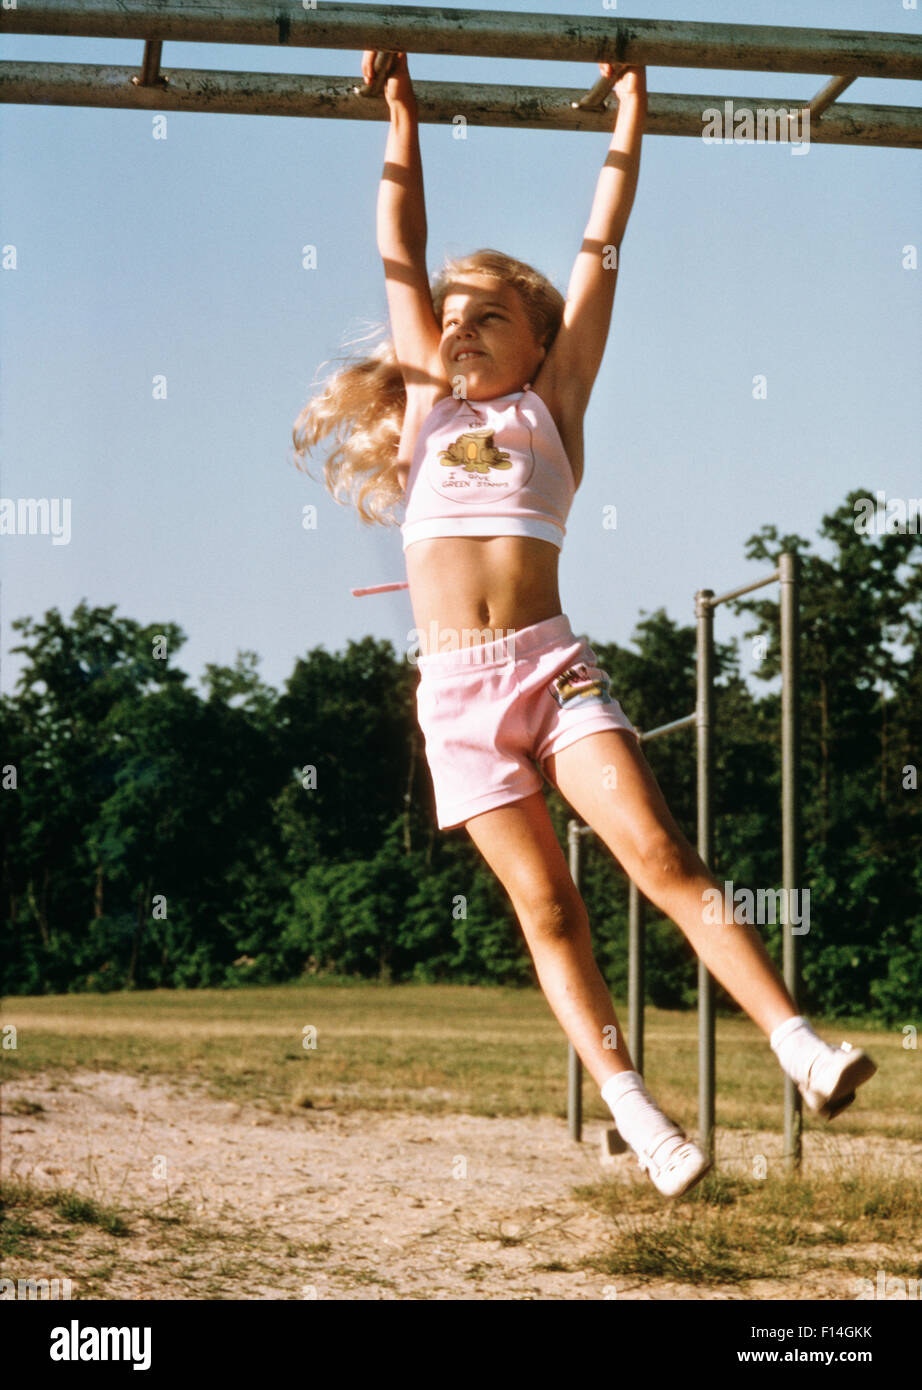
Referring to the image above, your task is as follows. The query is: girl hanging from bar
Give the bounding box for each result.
[292,50,876,1196]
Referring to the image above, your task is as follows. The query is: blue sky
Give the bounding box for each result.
[1,0,920,702]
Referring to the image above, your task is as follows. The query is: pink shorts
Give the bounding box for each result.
[415,612,640,830]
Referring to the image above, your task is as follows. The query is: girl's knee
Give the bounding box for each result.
[517,887,589,942]
[636,829,701,892]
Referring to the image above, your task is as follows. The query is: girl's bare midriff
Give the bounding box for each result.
[405,535,563,646]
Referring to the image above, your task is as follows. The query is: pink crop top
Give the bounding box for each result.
[400,388,575,552]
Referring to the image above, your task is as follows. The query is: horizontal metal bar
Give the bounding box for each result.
[4,2,922,80]
[3,64,919,147]
[708,569,781,608]
[638,713,696,743]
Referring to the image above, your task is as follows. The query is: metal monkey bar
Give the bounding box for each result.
[2,2,921,147]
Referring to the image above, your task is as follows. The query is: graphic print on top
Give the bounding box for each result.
[400,389,575,551]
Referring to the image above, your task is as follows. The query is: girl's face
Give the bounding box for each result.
[438,275,546,397]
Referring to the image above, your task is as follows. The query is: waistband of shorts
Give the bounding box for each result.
[415,612,577,672]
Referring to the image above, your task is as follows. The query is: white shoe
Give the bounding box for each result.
[798,1041,877,1120]
[634,1128,712,1197]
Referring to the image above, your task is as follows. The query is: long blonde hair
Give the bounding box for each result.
[292,249,565,526]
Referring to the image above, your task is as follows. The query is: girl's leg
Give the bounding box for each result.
[545,729,877,1121]
[464,788,712,1194]
[544,730,798,1037]
[463,790,636,1089]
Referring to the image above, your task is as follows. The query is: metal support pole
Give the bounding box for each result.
[567,818,583,1142]
[695,589,716,1160]
[807,74,857,119]
[131,39,166,91]
[780,552,803,1170]
[710,568,781,608]
[571,68,621,112]
[627,878,646,1078]
[782,74,856,142]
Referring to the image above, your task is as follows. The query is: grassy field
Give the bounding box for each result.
[2,981,920,1298]
[1,980,917,1132]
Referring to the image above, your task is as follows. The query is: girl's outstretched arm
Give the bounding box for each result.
[542,66,647,414]
[368,50,442,392]
[371,51,425,256]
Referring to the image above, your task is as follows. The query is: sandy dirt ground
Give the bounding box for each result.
[3,1070,918,1301]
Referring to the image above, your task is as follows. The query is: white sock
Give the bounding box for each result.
[600,1071,682,1158]
[770,1015,830,1087]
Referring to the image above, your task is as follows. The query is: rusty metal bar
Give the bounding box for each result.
[2,66,920,148]
[4,3,921,80]
[708,568,781,609]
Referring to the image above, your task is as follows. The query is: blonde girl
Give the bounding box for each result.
[294,51,876,1196]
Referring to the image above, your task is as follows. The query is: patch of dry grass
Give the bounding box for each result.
[574,1157,922,1288]
[0,1177,328,1300]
